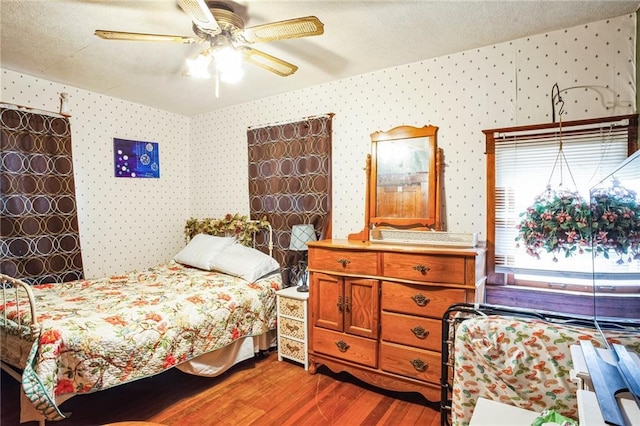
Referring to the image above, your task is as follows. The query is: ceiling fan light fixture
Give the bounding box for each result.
[215,47,243,83]
[219,68,244,84]
[186,52,213,79]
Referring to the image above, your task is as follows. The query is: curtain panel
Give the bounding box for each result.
[247,114,332,286]
[0,105,84,284]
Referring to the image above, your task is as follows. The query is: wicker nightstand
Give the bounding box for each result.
[276,286,309,370]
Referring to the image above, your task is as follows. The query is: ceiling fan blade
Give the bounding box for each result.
[241,16,324,44]
[95,30,199,44]
[239,46,298,77]
[178,0,221,35]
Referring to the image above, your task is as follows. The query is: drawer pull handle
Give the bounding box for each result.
[411,294,430,307]
[410,358,428,372]
[411,326,429,339]
[337,296,343,312]
[337,258,351,268]
[285,302,300,312]
[335,340,350,352]
[286,343,300,353]
[413,264,430,274]
[285,323,300,333]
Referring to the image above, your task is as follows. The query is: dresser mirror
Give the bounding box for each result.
[348,125,442,241]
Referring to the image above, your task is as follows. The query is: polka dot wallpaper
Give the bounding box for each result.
[190,14,636,240]
[1,13,636,278]
[1,71,190,277]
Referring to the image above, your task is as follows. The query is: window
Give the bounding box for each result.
[485,114,638,294]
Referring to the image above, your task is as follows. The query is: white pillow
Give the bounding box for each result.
[174,234,236,270]
[210,243,280,282]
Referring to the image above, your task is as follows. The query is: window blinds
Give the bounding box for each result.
[486,115,637,277]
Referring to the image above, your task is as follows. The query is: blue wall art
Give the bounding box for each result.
[114,138,160,178]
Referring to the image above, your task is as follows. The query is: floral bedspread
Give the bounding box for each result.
[1,262,281,421]
[451,315,640,426]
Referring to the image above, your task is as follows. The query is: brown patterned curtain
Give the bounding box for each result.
[1,105,84,284]
[247,114,333,287]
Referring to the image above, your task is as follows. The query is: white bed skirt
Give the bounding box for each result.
[176,329,277,377]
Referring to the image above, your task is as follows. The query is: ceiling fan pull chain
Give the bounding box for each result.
[215,71,220,98]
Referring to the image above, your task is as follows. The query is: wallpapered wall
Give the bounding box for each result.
[1,71,190,277]
[1,14,636,277]
[190,13,636,240]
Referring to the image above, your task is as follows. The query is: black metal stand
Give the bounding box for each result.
[581,341,640,426]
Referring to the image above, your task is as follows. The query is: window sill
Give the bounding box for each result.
[485,285,640,319]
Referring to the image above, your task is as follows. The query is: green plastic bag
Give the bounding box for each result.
[530,409,578,426]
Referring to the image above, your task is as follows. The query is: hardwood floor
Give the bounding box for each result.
[1,350,440,425]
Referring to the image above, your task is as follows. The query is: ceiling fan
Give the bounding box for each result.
[95,0,324,79]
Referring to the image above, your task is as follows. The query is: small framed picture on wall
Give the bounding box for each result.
[113,138,160,178]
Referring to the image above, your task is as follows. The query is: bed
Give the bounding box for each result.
[1,217,283,425]
[440,303,640,426]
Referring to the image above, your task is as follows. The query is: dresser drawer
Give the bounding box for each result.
[309,248,378,275]
[279,336,306,362]
[381,282,464,318]
[383,252,466,284]
[280,316,305,340]
[279,296,305,319]
[380,341,441,384]
[381,311,442,352]
[312,327,377,367]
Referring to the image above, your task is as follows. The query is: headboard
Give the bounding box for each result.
[184,214,274,256]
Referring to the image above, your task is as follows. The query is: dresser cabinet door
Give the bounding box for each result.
[312,273,380,337]
[311,272,344,331]
[344,277,379,339]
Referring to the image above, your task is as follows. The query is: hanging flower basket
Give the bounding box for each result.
[516,182,640,263]
[516,186,591,261]
[589,179,640,263]
[516,106,640,263]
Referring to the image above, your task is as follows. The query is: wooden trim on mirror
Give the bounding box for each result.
[349,125,441,241]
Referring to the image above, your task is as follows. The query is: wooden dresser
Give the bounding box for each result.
[307,239,486,402]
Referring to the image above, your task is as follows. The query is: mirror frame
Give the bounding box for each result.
[369,125,440,230]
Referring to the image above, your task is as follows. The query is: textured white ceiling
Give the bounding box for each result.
[2,1,639,116]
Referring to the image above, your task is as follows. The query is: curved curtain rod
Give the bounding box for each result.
[1,102,69,119]
[247,112,334,130]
